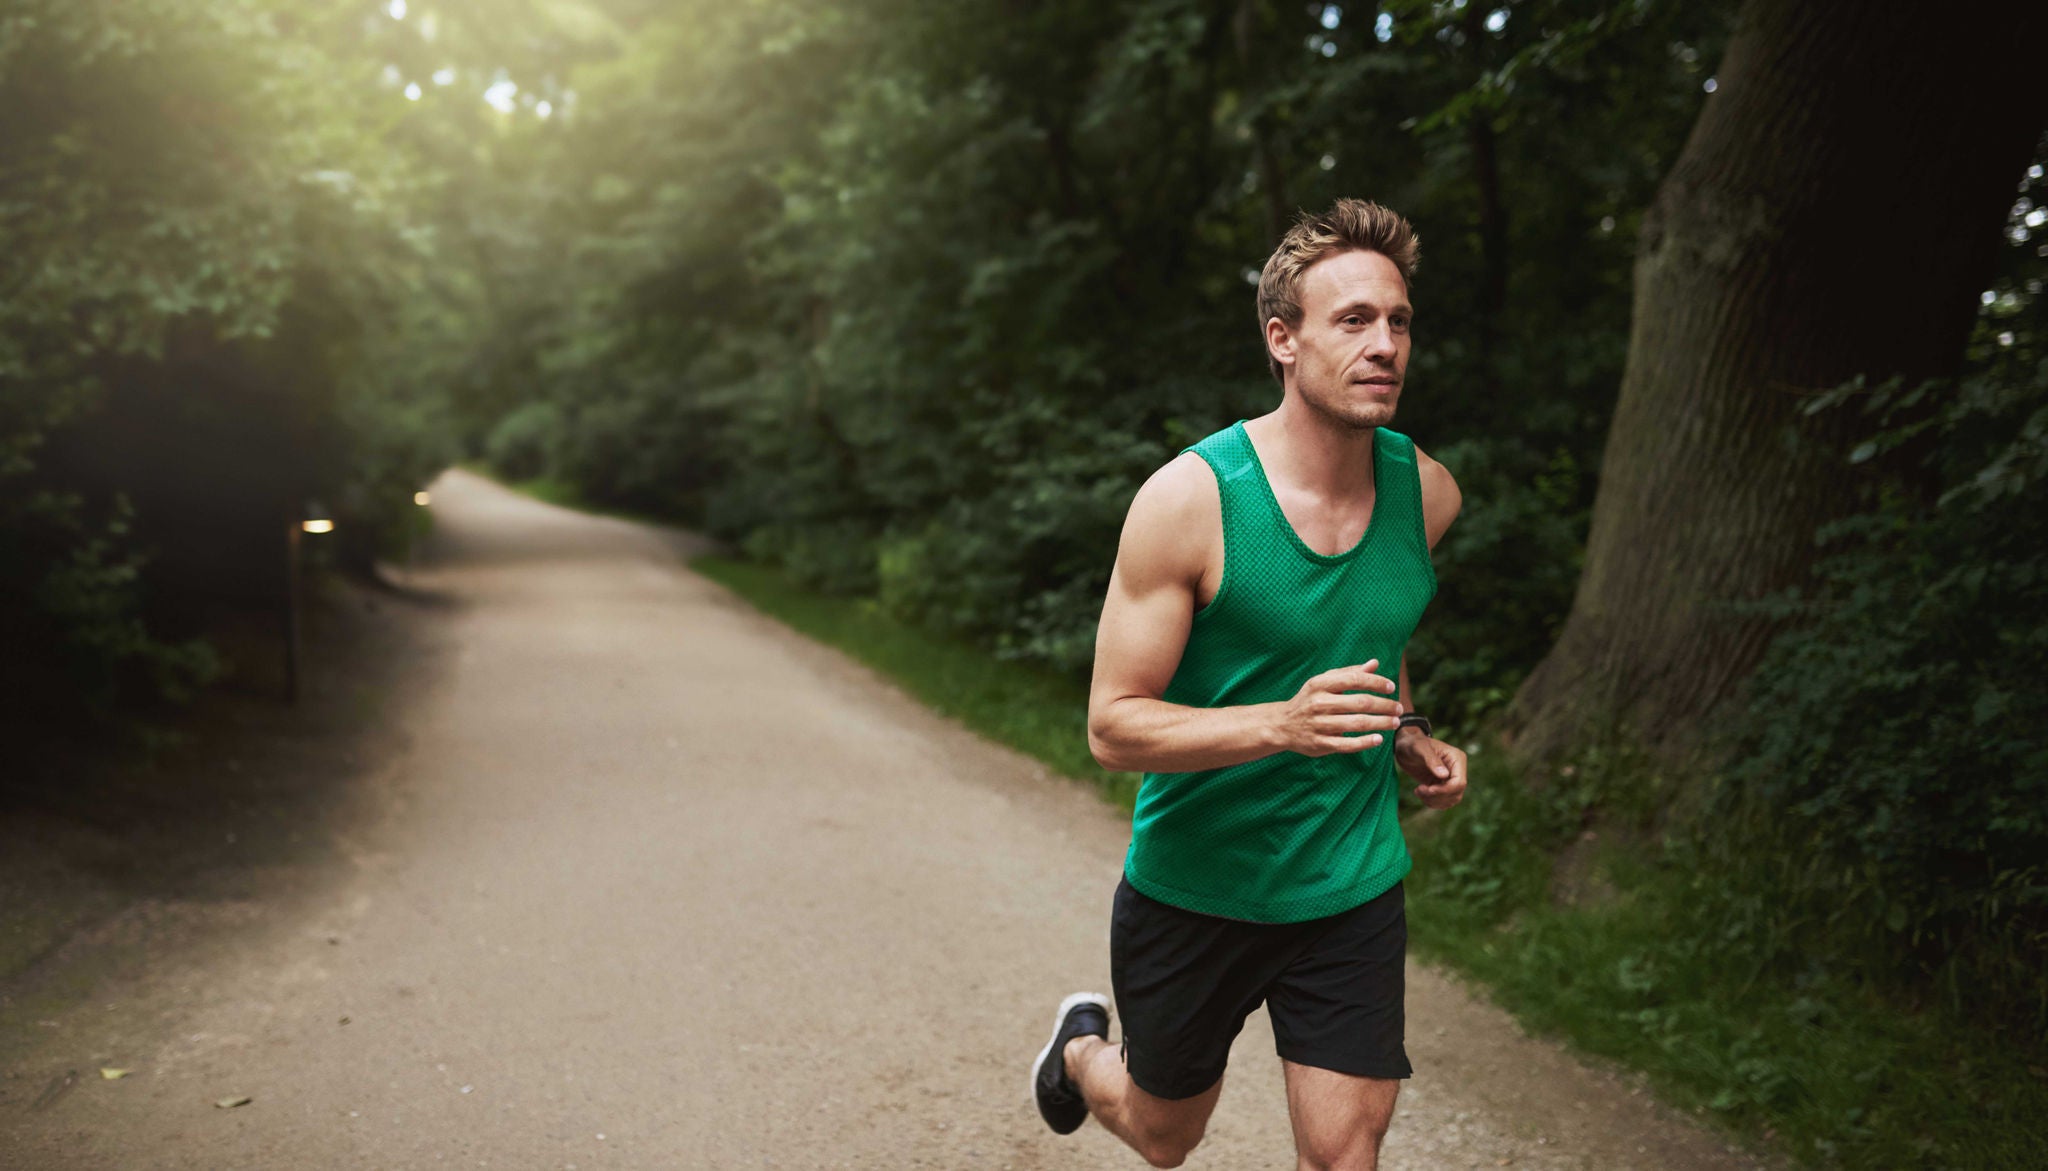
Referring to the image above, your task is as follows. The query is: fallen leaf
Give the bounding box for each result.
[215,1095,253,1109]
[99,1068,132,1080]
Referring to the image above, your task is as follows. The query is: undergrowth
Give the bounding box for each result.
[1405,737,2048,1170]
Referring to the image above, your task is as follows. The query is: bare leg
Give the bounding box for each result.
[1281,1059,1400,1171]
[1064,1034,1224,1168]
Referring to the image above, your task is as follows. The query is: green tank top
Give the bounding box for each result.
[1122,419,1438,923]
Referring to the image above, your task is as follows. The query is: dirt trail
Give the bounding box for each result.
[0,469,1774,1169]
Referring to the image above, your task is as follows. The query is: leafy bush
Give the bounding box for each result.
[1409,436,1590,732]
[485,401,564,483]
[1688,343,2048,1031]
[0,0,460,730]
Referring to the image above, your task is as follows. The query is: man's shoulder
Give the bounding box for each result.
[1405,440,1463,546]
[1114,450,1224,600]
[1408,439,1459,493]
[1129,450,1221,531]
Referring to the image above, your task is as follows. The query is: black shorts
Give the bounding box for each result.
[1109,873,1411,1100]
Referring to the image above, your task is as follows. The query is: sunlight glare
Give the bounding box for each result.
[484,80,519,113]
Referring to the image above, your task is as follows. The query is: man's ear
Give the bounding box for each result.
[1264,316,1296,371]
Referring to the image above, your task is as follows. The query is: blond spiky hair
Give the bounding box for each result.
[1255,199,1421,383]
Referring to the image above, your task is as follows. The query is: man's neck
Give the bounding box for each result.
[1247,398,1378,502]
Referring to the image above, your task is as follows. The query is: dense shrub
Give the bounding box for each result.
[1693,339,2048,1030]
[484,401,564,483]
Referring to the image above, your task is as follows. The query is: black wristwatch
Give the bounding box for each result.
[1396,712,1433,739]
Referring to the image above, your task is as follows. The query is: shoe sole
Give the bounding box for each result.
[1030,990,1111,1113]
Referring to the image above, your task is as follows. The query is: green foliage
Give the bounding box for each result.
[10,491,223,711]
[1410,157,2048,1164]
[1688,260,2048,1035]
[478,0,1730,719]
[0,0,479,726]
[1408,731,2048,1170]
[1410,436,1588,730]
[485,401,564,483]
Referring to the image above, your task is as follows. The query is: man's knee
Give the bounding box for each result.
[1133,1127,1203,1169]
[1126,1084,1219,1168]
[1294,1115,1389,1171]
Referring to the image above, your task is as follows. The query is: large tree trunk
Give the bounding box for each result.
[1500,1,2046,765]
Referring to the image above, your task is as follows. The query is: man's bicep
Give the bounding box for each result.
[1089,460,1208,713]
[1091,552,1195,710]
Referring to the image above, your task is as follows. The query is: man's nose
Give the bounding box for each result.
[1364,322,1397,361]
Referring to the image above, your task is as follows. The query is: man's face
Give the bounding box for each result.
[1268,248,1411,430]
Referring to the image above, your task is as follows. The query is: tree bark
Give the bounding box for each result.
[1499,0,2047,765]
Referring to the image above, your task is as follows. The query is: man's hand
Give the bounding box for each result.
[1395,728,1467,810]
[1272,659,1405,757]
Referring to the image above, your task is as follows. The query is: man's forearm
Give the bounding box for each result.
[1394,654,1426,754]
[1088,696,1286,774]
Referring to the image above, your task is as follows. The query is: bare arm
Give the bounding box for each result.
[1395,446,1469,808]
[1087,454,1403,774]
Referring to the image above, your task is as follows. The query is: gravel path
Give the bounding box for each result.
[0,468,1775,1169]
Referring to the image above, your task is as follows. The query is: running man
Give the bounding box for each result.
[1030,199,1468,1169]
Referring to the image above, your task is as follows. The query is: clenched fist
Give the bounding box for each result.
[1395,729,1467,810]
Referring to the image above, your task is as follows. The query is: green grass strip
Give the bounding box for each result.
[687,552,1140,810]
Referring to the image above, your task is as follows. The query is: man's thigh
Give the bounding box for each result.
[1282,1060,1399,1170]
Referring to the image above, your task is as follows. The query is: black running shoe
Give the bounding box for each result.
[1031,991,1111,1135]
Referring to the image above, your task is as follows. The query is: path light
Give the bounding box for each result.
[302,501,335,535]
[415,490,431,506]
[284,500,334,705]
